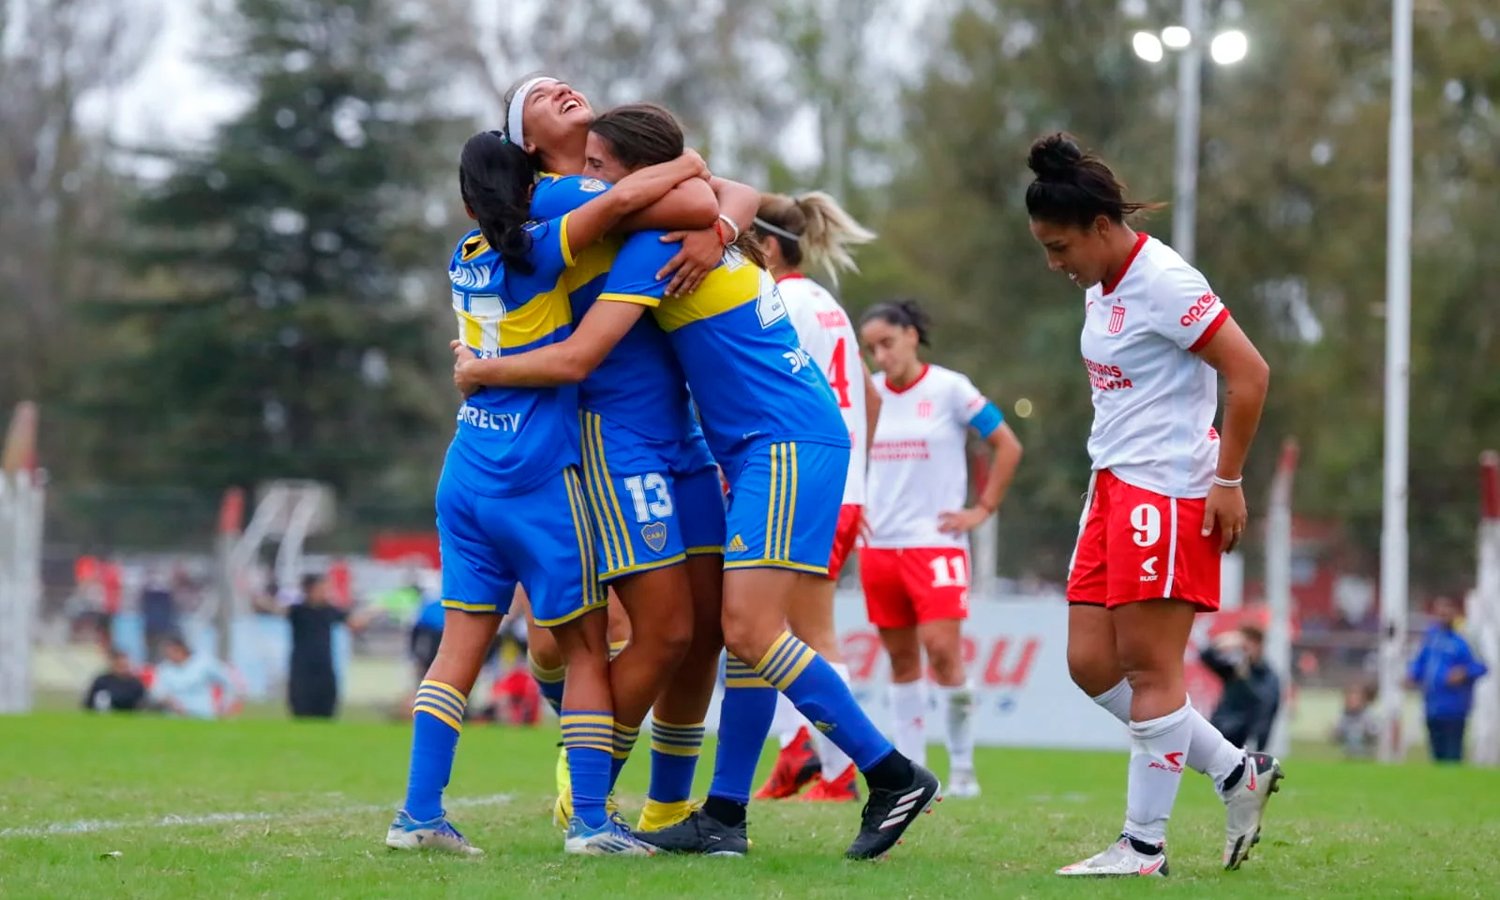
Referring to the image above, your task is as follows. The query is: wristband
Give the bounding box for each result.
[712,220,729,247]
[717,213,740,242]
[1212,475,1244,489]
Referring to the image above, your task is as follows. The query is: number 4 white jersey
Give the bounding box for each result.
[780,273,867,505]
[866,364,989,550]
[1081,233,1230,498]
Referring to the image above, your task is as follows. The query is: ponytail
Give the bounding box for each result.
[458,131,538,275]
[755,191,875,286]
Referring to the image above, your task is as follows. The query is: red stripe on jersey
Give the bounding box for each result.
[884,363,930,395]
[775,271,808,283]
[1101,232,1150,296]
[1188,307,1231,353]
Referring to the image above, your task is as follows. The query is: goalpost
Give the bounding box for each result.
[1471,452,1500,766]
[0,403,44,715]
[1263,438,1298,758]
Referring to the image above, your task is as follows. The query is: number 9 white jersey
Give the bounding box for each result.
[777,274,867,505]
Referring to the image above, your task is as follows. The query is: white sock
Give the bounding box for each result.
[1092,679,1243,785]
[1187,705,1248,792]
[815,663,854,778]
[889,679,928,767]
[935,681,975,771]
[771,692,802,748]
[1123,703,1193,847]
[1091,678,1133,722]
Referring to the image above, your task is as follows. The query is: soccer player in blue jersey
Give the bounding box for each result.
[502,75,760,833]
[384,129,708,857]
[455,104,941,861]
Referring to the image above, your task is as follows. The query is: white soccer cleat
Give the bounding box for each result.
[946,766,981,799]
[564,816,657,856]
[1221,751,1284,870]
[1056,836,1168,877]
[385,810,484,856]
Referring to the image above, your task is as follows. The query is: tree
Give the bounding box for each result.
[84,0,464,500]
[0,0,155,462]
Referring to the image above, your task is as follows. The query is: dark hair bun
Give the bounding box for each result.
[1027,133,1084,182]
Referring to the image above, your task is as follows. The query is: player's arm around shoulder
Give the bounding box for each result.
[451,298,644,391]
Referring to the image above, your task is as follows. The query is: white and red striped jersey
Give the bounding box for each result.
[780,273,867,505]
[865,364,988,550]
[1081,233,1230,498]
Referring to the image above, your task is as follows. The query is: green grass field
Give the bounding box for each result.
[2,713,1496,899]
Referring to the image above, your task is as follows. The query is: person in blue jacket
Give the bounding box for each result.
[1408,595,1489,763]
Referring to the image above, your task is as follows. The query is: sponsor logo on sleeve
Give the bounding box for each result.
[1179,292,1221,327]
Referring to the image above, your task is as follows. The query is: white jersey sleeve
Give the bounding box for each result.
[945,371,989,429]
[1146,264,1228,351]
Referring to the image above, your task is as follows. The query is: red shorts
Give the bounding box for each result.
[860,546,970,629]
[1066,469,1221,611]
[827,504,862,580]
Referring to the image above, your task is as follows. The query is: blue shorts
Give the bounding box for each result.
[721,439,849,575]
[436,462,605,627]
[580,411,726,582]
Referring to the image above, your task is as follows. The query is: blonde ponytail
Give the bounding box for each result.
[755,191,876,286]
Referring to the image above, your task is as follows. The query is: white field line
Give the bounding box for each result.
[0,793,512,839]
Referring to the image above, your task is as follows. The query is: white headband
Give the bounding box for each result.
[753,216,801,242]
[506,76,557,149]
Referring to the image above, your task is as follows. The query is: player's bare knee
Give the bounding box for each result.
[1067,652,1119,696]
[887,649,923,683]
[720,620,769,668]
[930,653,965,685]
[652,618,694,667]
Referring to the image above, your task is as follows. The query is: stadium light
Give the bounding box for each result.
[1210,30,1249,65]
[1132,31,1165,63]
[1128,0,1250,264]
[1160,25,1192,49]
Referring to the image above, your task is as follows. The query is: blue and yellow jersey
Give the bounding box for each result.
[445,217,580,496]
[530,174,696,444]
[598,233,848,463]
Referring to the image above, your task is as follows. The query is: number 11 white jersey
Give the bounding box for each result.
[779,274,866,505]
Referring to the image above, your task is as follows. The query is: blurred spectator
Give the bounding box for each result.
[83,647,147,713]
[487,666,542,725]
[328,557,354,609]
[409,592,445,685]
[1331,683,1380,759]
[1408,596,1490,763]
[149,634,237,719]
[1201,625,1281,751]
[257,572,375,719]
[140,569,179,662]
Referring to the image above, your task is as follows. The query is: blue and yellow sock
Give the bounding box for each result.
[560,710,613,829]
[755,632,894,771]
[403,680,467,822]
[708,656,777,805]
[641,717,705,830]
[608,721,641,792]
[529,654,566,717]
[648,717,704,803]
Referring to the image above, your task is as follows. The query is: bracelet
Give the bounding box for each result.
[717,213,740,242]
[1213,475,1244,489]
[712,220,729,247]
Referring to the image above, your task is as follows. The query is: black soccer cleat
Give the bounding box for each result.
[636,808,749,857]
[844,763,941,860]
